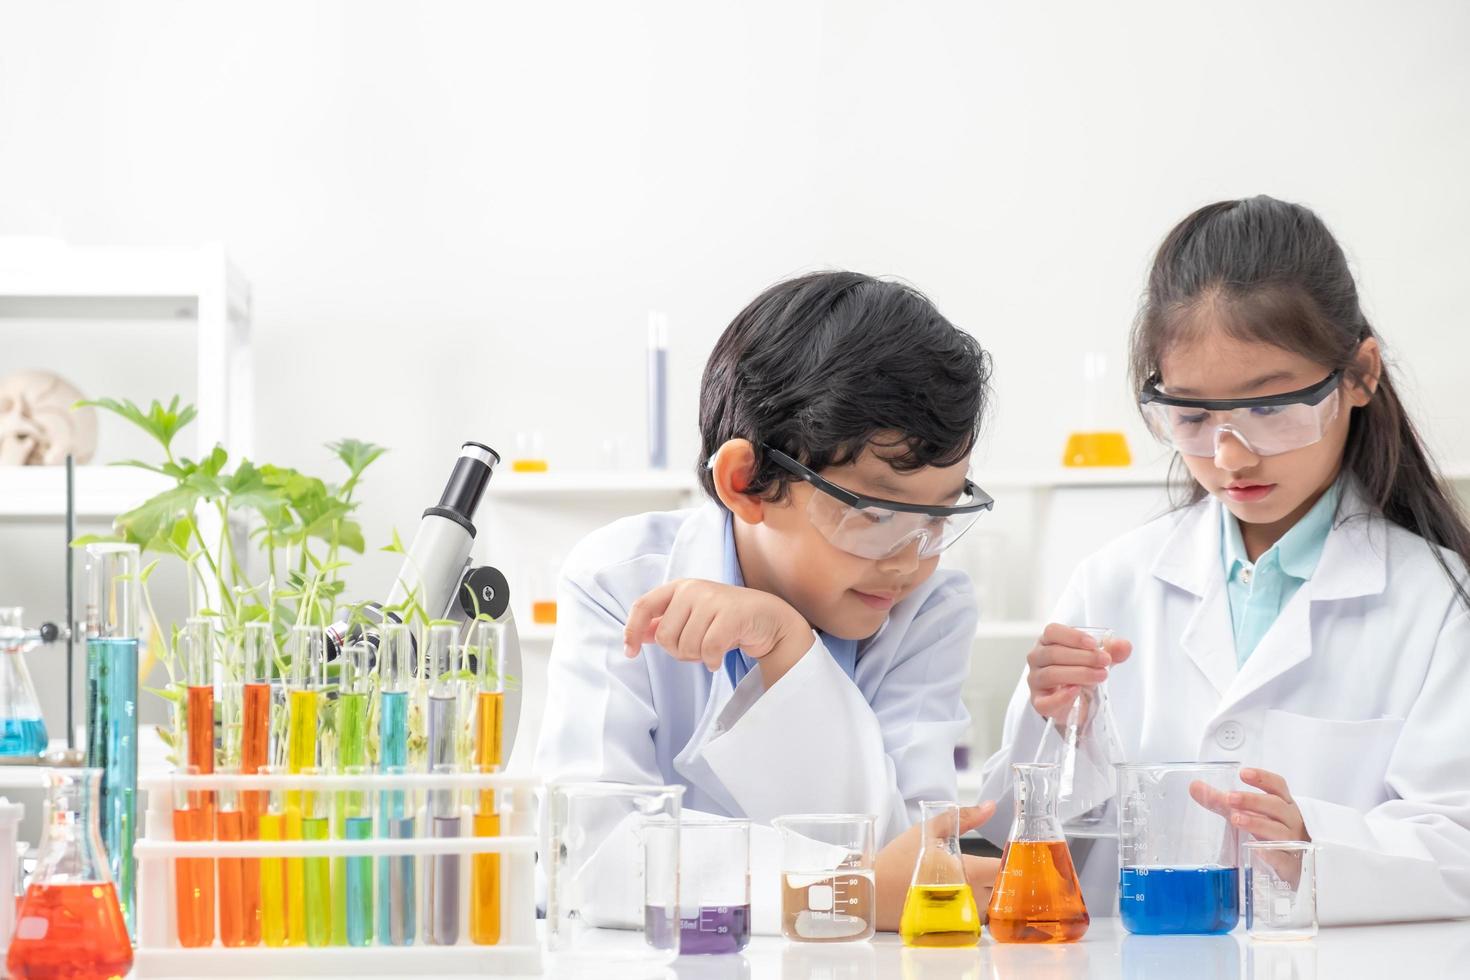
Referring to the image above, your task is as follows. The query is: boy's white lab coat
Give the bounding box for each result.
[978,483,1470,926]
[535,504,976,932]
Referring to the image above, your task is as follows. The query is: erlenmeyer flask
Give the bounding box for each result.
[0,608,48,759]
[7,768,133,979]
[1032,626,1126,836]
[987,763,1089,943]
[898,801,980,948]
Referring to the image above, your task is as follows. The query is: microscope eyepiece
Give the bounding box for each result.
[426,442,499,537]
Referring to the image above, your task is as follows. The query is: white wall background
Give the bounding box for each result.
[2,1,1468,778]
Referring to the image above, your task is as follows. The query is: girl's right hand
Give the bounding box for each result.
[1026,623,1132,724]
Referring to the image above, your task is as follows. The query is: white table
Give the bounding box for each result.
[533,917,1470,980]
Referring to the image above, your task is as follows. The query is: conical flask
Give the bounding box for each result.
[7,768,134,979]
[0,607,48,759]
[1032,626,1126,836]
[987,763,1089,943]
[898,801,980,948]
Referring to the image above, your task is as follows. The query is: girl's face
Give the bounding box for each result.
[1158,329,1377,543]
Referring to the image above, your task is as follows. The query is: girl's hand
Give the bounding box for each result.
[1189,767,1310,842]
[1026,624,1133,723]
[874,802,998,932]
[623,579,814,684]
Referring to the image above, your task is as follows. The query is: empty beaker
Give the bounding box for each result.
[987,763,1088,943]
[7,768,133,978]
[544,781,684,978]
[772,813,876,943]
[1032,626,1126,837]
[0,607,48,759]
[898,801,980,948]
[1117,762,1242,935]
[651,815,750,955]
[1244,841,1317,941]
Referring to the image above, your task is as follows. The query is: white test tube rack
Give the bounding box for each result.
[133,770,540,977]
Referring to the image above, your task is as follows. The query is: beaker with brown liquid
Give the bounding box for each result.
[987,763,1089,943]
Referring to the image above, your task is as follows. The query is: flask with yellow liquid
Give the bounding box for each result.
[1063,352,1132,467]
[898,801,981,947]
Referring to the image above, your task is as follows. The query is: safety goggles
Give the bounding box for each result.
[1139,370,1343,458]
[762,446,994,559]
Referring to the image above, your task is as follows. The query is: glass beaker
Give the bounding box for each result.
[772,813,876,943]
[1244,841,1317,941]
[1032,626,1126,837]
[1117,762,1242,935]
[1062,352,1132,467]
[986,763,1088,943]
[544,782,684,978]
[0,607,48,758]
[898,801,980,948]
[653,816,750,955]
[6,768,133,979]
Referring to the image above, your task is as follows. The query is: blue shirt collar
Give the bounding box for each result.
[1222,478,1342,581]
[720,513,859,686]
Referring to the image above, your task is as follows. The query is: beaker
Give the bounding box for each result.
[6,768,133,979]
[1032,626,1126,837]
[544,781,684,978]
[898,801,980,948]
[651,816,750,955]
[986,763,1088,943]
[0,607,48,759]
[1062,352,1132,467]
[772,813,876,943]
[1117,762,1241,935]
[1244,841,1317,941]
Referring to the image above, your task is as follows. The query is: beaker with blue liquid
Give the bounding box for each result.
[1116,762,1241,934]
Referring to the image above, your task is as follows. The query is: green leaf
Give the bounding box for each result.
[329,439,388,485]
[70,533,123,548]
[78,396,197,455]
[140,559,162,584]
[114,484,201,546]
[381,527,407,555]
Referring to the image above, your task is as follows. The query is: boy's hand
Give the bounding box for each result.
[623,579,814,684]
[1026,623,1132,724]
[874,802,998,932]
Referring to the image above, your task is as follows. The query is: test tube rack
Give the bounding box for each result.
[132,770,540,977]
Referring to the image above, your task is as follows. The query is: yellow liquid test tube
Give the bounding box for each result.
[469,620,506,946]
[283,626,325,947]
[258,766,301,947]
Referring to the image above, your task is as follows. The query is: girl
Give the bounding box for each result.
[978,196,1470,925]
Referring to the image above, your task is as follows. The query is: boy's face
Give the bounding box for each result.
[744,440,973,640]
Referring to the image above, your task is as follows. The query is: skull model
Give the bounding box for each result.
[0,370,98,465]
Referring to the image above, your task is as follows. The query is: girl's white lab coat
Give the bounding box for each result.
[978,483,1470,926]
[534,503,977,931]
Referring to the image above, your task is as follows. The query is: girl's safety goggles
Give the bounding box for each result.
[1138,370,1343,458]
[762,447,994,560]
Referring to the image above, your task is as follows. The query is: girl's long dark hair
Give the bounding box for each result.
[1129,195,1470,611]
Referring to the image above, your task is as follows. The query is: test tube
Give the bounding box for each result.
[257,765,295,947]
[342,765,375,947]
[378,624,412,774]
[171,765,215,948]
[425,624,460,781]
[469,619,505,946]
[286,626,326,783]
[378,764,417,946]
[215,768,259,947]
[84,542,140,933]
[425,763,462,946]
[300,766,332,947]
[332,641,373,945]
[240,623,274,838]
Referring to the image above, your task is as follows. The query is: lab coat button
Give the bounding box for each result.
[1240,566,1254,585]
[1216,721,1245,750]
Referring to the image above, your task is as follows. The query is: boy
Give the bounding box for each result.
[535,270,998,930]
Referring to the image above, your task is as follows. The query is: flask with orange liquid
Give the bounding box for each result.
[986,762,1089,943]
[7,768,133,979]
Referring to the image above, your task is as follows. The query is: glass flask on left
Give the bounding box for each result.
[0,607,49,759]
[7,767,134,979]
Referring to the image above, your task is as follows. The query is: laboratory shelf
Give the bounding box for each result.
[0,464,171,519]
[487,469,698,498]
[517,622,556,643]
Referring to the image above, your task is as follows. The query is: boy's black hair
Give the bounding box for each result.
[698,270,991,504]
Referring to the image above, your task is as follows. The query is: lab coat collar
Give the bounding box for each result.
[665,503,731,584]
[1151,479,1386,603]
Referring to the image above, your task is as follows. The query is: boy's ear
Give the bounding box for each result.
[710,439,765,524]
[1348,337,1382,406]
